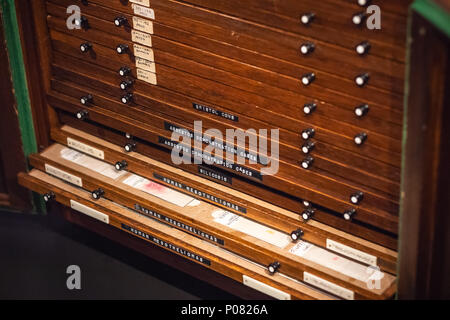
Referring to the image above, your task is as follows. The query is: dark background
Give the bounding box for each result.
[0,210,237,300]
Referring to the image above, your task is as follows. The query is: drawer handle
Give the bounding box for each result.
[114,15,128,27]
[350,191,364,204]
[75,16,89,30]
[267,261,281,275]
[43,192,55,203]
[80,42,92,53]
[302,200,312,208]
[301,141,315,154]
[357,0,371,7]
[116,44,129,55]
[301,72,316,86]
[120,79,134,91]
[302,208,315,221]
[124,142,137,153]
[300,12,315,25]
[121,92,134,104]
[354,104,370,117]
[301,156,314,169]
[301,128,315,140]
[92,188,105,200]
[80,94,93,106]
[119,66,132,77]
[115,160,128,171]
[354,132,368,145]
[343,209,357,221]
[352,12,367,26]
[355,73,370,87]
[76,110,89,121]
[290,229,304,242]
[356,41,371,55]
[300,42,315,55]
[303,103,317,115]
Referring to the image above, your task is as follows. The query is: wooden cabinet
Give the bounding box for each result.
[2,0,449,299]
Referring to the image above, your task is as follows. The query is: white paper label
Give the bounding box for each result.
[70,200,109,224]
[136,57,156,73]
[326,239,378,266]
[134,44,154,61]
[132,4,155,20]
[290,241,381,283]
[303,272,354,300]
[132,29,152,47]
[122,174,195,207]
[130,0,149,7]
[67,138,104,160]
[133,16,154,34]
[243,275,291,300]
[212,210,291,249]
[45,164,82,187]
[137,68,157,85]
[60,148,126,180]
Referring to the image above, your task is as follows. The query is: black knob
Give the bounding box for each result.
[114,16,128,27]
[43,192,55,203]
[352,12,367,26]
[116,44,129,54]
[301,141,315,154]
[301,128,315,140]
[301,72,316,86]
[301,156,314,169]
[302,200,311,207]
[92,188,105,200]
[355,73,370,87]
[354,104,370,117]
[115,160,128,171]
[80,42,92,53]
[300,42,315,55]
[76,110,89,120]
[303,103,317,115]
[290,229,304,242]
[121,93,133,104]
[356,41,371,55]
[357,0,371,6]
[80,94,93,105]
[343,209,357,221]
[75,16,89,29]
[267,261,281,274]
[354,132,368,145]
[119,66,131,77]
[302,208,315,221]
[350,191,364,204]
[300,13,315,25]
[124,142,136,153]
[120,79,134,90]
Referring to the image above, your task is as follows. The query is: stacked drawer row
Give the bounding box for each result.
[19,0,410,299]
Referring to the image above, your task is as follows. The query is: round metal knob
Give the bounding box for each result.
[301,141,315,154]
[354,104,370,117]
[300,42,315,55]
[343,209,357,221]
[352,12,366,26]
[124,142,136,153]
[92,188,105,200]
[303,103,317,115]
[301,156,314,169]
[300,13,315,25]
[350,191,364,204]
[356,41,371,55]
[302,208,315,221]
[268,261,281,274]
[121,93,133,104]
[116,44,129,54]
[80,42,92,53]
[80,94,93,105]
[354,132,368,145]
[303,200,311,207]
[43,192,55,203]
[120,80,134,91]
[75,16,89,29]
[357,0,371,6]
[301,73,316,86]
[119,66,131,77]
[301,128,315,140]
[290,229,304,242]
[114,16,128,27]
[115,160,128,171]
[355,73,370,87]
[76,110,89,120]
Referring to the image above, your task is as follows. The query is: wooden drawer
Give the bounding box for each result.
[18,141,397,299]
[47,4,404,111]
